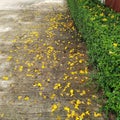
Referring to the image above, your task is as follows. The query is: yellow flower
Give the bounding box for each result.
[39,92,42,96]
[94,112,102,117]
[109,51,114,54]
[2,76,9,80]
[92,95,97,98]
[80,90,86,96]
[50,94,56,100]
[85,111,90,115]
[71,110,76,118]
[111,15,114,19]
[85,67,88,74]
[56,116,61,120]
[79,70,85,74]
[27,63,33,67]
[37,82,42,87]
[7,56,12,61]
[113,43,118,47]
[64,106,70,113]
[102,18,107,22]
[70,89,74,96]
[0,113,4,118]
[71,71,78,75]
[19,66,23,72]
[24,96,30,101]
[51,104,58,112]
[12,39,17,43]
[18,96,22,100]
[69,49,74,53]
[53,83,61,90]
[26,74,34,77]
[80,113,85,119]
[42,65,45,69]
[43,95,46,99]
[87,99,91,105]
[74,100,81,109]
[100,13,104,16]
[79,60,83,63]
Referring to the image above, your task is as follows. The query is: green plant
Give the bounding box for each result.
[67,0,120,119]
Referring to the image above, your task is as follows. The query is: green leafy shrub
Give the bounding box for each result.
[67,0,120,119]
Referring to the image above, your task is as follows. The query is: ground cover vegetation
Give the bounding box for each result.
[67,0,120,119]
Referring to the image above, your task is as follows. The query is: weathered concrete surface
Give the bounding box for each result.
[0,0,105,120]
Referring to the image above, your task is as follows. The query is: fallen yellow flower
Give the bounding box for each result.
[18,96,22,100]
[7,56,12,61]
[2,76,9,80]
[37,83,42,87]
[51,104,58,112]
[70,89,74,97]
[50,94,56,100]
[64,106,70,113]
[54,83,61,90]
[19,66,23,72]
[24,96,30,101]
[80,90,86,96]
[94,112,102,117]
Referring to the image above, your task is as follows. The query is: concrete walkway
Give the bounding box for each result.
[0,0,105,120]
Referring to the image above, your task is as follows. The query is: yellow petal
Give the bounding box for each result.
[18,96,22,100]
[2,76,9,80]
[37,83,42,87]
[70,89,74,96]
[94,112,102,117]
[64,106,70,113]
[51,104,58,112]
[24,96,30,101]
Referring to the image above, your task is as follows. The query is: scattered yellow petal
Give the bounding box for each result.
[12,39,17,43]
[50,94,56,100]
[80,70,85,74]
[19,66,23,72]
[51,104,58,112]
[80,90,86,96]
[53,83,61,90]
[71,110,76,118]
[74,100,81,109]
[43,95,46,99]
[70,89,74,97]
[0,113,4,118]
[26,74,34,77]
[56,116,61,120]
[80,113,85,119]
[87,99,91,105]
[92,95,97,98]
[37,83,42,87]
[79,60,83,63]
[71,71,77,75]
[39,92,42,96]
[85,111,90,115]
[7,56,12,61]
[2,76,9,81]
[41,62,45,69]
[24,96,30,101]
[64,106,70,113]
[94,112,102,117]
[18,96,22,100]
